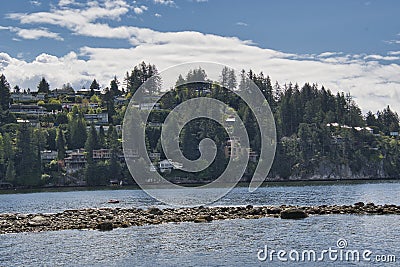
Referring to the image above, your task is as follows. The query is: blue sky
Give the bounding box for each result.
[0,0,399,112]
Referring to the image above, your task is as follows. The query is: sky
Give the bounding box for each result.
[0,0,399,113]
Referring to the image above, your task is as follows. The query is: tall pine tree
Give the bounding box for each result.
[0,74,11,110]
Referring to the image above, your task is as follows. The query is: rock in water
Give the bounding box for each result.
[147,207,163,215]
[194,215,213,223]
[28,215,49,227]
[97,222,113,231]
[354,202,365,207]
[280,209,308,219]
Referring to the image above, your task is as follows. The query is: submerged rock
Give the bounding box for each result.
[193,215,213,223]
[97,222,113,231]
[280,209,308,219]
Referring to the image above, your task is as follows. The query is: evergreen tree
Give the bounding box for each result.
[68,114,87,149]
[37,77,50,94]
[15,124,41,186]
[106,125,119,149]
[0,74,11,110]
[2,133,13,162]
[125,62,161,96]
[85,124,99,161]
[110,76,121,96]
[103,88,116,124]
[13,85,20,93]
[5,159,16,183]
[46,128,57,151]
[89,79,100,96]
[84,124,101,185]
[98,125,106,148]
[56,127,66,160]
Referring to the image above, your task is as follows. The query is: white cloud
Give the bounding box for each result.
[384,40,400,44]
[133,5,148,15]
[236,22,248,27]
[17,28,64,41]
[364,54,399,61]
[153,0,175,6]
[388,51,400,56]
[30,1,41,6]
[58,0,75,6]
[318,52,343,58]
[155,13,162,17]
[0,26,63,41]
[1,1,400,114]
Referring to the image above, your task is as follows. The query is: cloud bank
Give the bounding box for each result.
[0,0,399,114]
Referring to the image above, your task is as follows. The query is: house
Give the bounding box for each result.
[9,104,47,115]
[65,150,86,174]
[114,96,128,105]
[93,149,112,159]
[364,127,374,134]
[225,116,236,124]
[390,132,399,137]
[40,150,58,163]
[224,136,258,162]
[158,159,182,173]
[48,88,75,98]
[249,150,258,163]
[146,122,162,127]
[355,126,374,134]
[35,93,46,100]
[76,88,101,96]
[10,93,36,102]
[139,103,160,110]
[88,103,99,109]
[16,119,39,127]
[224,136,242,158]
[225,116,236,134]
[84,113,109,124]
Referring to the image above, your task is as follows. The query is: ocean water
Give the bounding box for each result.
[0,180,399,266]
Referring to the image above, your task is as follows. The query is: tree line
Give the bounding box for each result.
[0,60,399,186]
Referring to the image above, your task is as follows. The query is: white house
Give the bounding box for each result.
[159,159,174,173]
[158,159,182,173]
[84,113,109,124]
[40,150,58,162]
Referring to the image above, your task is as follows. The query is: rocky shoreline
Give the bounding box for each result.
[1,202,400,234]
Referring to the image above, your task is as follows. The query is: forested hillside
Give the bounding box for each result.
[0,62,399,187]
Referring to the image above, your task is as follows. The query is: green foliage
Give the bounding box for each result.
[90,79,100,90]
[2,63,400,187]
[37,77,50,94]
[67,110,87,149]
[56,127,66,160]
[0,74,11,110]
[85,124,99,162]
[15,124,42,186]
[5,159,16,183]
[124,61,161,96]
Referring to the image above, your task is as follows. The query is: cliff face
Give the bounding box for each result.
[268,159,389,181]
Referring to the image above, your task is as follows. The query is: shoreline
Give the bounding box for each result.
[1,178,399,195]
[1,202,400,234]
